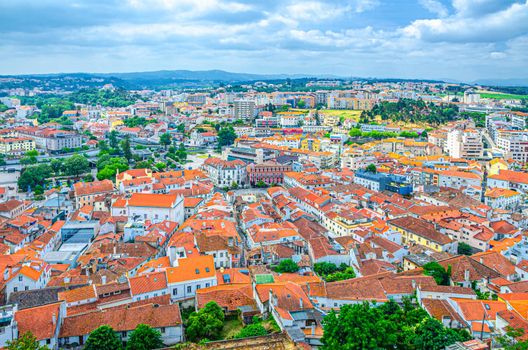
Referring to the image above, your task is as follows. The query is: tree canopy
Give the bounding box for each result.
[321,300,470,350]
[126,324,164,350]
[7,332,49,350]
[274,259,299,273]
[85,325,122,350]
[185,301,225,342]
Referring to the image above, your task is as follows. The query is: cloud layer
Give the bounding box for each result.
[0,0,526,81]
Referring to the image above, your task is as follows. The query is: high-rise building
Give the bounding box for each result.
[234,100,255,121]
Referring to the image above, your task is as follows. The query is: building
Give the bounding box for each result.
[389,216,457,253]
[202,157,247,188]
[247,161,292,186]
[495,131,528,164]
[446,128,483,159]
[0,137,35,155]
[353,170,413,195]
[126,193,185,225]
[234,100,255,121]
[73,180,114,209]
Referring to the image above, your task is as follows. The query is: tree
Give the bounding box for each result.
[7,332,49,350]
[96,157,129,181]
[109,130,119,149]
[217,126,237,149]
[321,301,466,350]
[408,317,471,350]
[365,164,377,173]
[186,301,225,342]
[85,325,122,350]
[314,262,339,276]
[423,262,450,286]
[126,324,164,350]
[18,164,52,192]
[176,142,187,162]
[50,158,64,175]
[274,259,299,273]
[121,136,133,161]
[155,162,166,171]
[234,323,267,339]
[177,123,186,133]
[98,140,109,154]
[497,327,528,350]
[457,242,472,255]
[160,132,172,149]
[297,99,306,109]
[63,154,90,177]
[255,180,267,188]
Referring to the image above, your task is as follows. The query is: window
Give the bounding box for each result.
[172,288,178,296]
[196,284,201,290]
[206,283,210,288]
[122,331,127,337]
[18,276,22,282]
[160,327,165,334]
[25,286,29,291]
[13,287,17,292]
[187,286,192,293]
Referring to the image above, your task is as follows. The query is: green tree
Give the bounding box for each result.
[155,162,166,171]
[255,180,267,188]
[217,126,237,149]
[7,332,49,350]
[18,164,52,192]
[98,140,109,154]
[109,130,119,149]
[408,317,471,350]
[50,158,64,175]
[176,142,187,162]
[234,323,267,339]
[297,99,306,109]
[497,327,528,350]
[365,164,377,173]
[96,157,129,181]
[177,123,186,133]
[160,132,172,149]
[274,259,299,273]
[314,262,339,276]
[126,324,164,350]
[423,262,450,286]
[85,325,122,350]
[457,242,472,255]
[349,128,363,137]
[121,136,133,161]
[63,154,90,177]
[186,301,225,342]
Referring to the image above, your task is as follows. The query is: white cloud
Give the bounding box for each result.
[419,0,449,17]
[404,0,528,42]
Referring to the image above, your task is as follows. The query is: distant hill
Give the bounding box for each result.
[473,78,528,87]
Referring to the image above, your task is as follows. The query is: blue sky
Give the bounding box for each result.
[0,0,527,81]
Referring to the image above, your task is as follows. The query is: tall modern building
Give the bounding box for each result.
[234,100,256,121]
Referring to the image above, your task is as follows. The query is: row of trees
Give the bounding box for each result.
[18,154,91,192]
[313,262,356,282]
[363,98,459,126]
[349,127,421,140]
[321,300,471,350]
[7,324,162,350]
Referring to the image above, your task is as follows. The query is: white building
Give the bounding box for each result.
[446,128,483,159]
[202,157,247,187]
[126,193,185,225]
[234,100,255,121]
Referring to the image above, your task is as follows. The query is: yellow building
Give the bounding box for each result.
[389,216,456,253]
[0,137,36,155]
[116,168,153,187]
[488,158,508,176]
[300,138,321,152]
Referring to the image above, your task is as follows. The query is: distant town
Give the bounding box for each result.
[0,75,527,350]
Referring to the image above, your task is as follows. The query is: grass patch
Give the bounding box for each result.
[319,109,363,122]
[220,318,244,340]
[262,317,281,333]
[478,92,528,100]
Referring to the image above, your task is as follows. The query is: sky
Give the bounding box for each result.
[0,0,527,81]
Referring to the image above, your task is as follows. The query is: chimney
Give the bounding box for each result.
[101,275,107,285]
[52,313,56,326]
[464,269,470,282]
[311,324,316,335]
[411,279,416,289]
[299,298,304,309]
